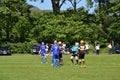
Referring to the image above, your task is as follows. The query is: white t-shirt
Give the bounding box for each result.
[95,45,100,50]
[85,44,89,50]
[108,44,112,49]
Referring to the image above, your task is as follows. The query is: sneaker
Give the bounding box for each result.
[80,65,83,68]
[51,64,53,66]
[83,65,86,68]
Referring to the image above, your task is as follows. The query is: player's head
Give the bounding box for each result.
[80,40,85,44]
[58,41,62,45]
[75,42,79,46]
[54,40,57,44]
[41,42,44,45]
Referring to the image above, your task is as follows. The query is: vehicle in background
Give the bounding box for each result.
[31,44,40,55]
[115,48,120,54]
[0,46,11,55]
[114,44,120,54]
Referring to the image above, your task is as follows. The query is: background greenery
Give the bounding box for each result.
[0,0,120,53]
[0,54,120,80]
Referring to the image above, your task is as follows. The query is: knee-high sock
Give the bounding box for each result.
[76,60,78,64]
[71,59,74,64]
[53,59,56,68]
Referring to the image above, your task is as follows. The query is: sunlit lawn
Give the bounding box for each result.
[0,53,120,80]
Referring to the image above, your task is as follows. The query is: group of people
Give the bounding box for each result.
[70,40,86,67]
[38,40,114,68]
[39,40,87,68]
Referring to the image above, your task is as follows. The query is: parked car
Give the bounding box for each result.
[114,44,120,54]
[31,44,40,54]
[0,46,11,55]
[115,48,120,54]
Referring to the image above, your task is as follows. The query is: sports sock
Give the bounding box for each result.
[57,59,60,67]
[71,59,74,64]
[76,60,78,64]
[53,59,56,68]
[45,58,48,63]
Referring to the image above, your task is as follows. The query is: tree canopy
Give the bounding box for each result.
[0,0,120,50]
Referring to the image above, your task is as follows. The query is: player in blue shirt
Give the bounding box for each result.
[51,40,60,68]
[39,42,48,63]
[70,42,79,65]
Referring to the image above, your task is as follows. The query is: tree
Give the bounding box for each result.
[107,2,120,44]
[68,0,81,12]
[0,0,31,42]
[29,0,66,13]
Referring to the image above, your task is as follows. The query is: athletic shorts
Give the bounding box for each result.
[53,55,59,59]
[71,51,78,57]
[41,52,46,56]
[78,51,85,59]
[59,52,63,58]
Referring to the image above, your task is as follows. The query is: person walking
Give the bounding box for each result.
[39,42,48,63]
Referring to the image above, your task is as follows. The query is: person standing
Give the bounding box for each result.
[108,43,112,55]
[70,42,79,65]
[51,40,60,68]
[78,40,86,67]
[95,43,100,55]
[58,41,64,66]
[85,42,90,54]
[39,42,48,63]
[45,43,49,55]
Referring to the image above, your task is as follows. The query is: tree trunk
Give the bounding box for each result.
[51,0,60,13]
[74,0,77,12]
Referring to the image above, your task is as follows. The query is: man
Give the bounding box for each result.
[51,40,60,68]
[108,43,112,55]
[58,41,64,66]
[78,40,86,67]
[95,43,100,55]
[70,42,79,65]
[39,42,48,63]
[85,42,90,54]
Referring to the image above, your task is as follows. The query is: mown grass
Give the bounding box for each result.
[0,53,120,80]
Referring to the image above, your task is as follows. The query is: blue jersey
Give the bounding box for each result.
[40,45,47,54]
[51,44,60,55]
[72,46,79,52]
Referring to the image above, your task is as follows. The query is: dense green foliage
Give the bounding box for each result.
[0,0,120,53]
[0,54,120,80]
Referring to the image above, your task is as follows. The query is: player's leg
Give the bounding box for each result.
[59,52,63,65]
[75,53,78,65]
[53,55,57,68]
[82,53,85,67]
[70,56,74,64]
[78,53,83,67]
[55,55,60,67]
[40,53,44,63]
[44,55,48,63]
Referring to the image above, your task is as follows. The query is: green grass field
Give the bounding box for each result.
[0,53,120,80]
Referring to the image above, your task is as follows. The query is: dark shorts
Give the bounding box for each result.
[78,51,85,59]
[59,52,63,58]
[71,51,78,57]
